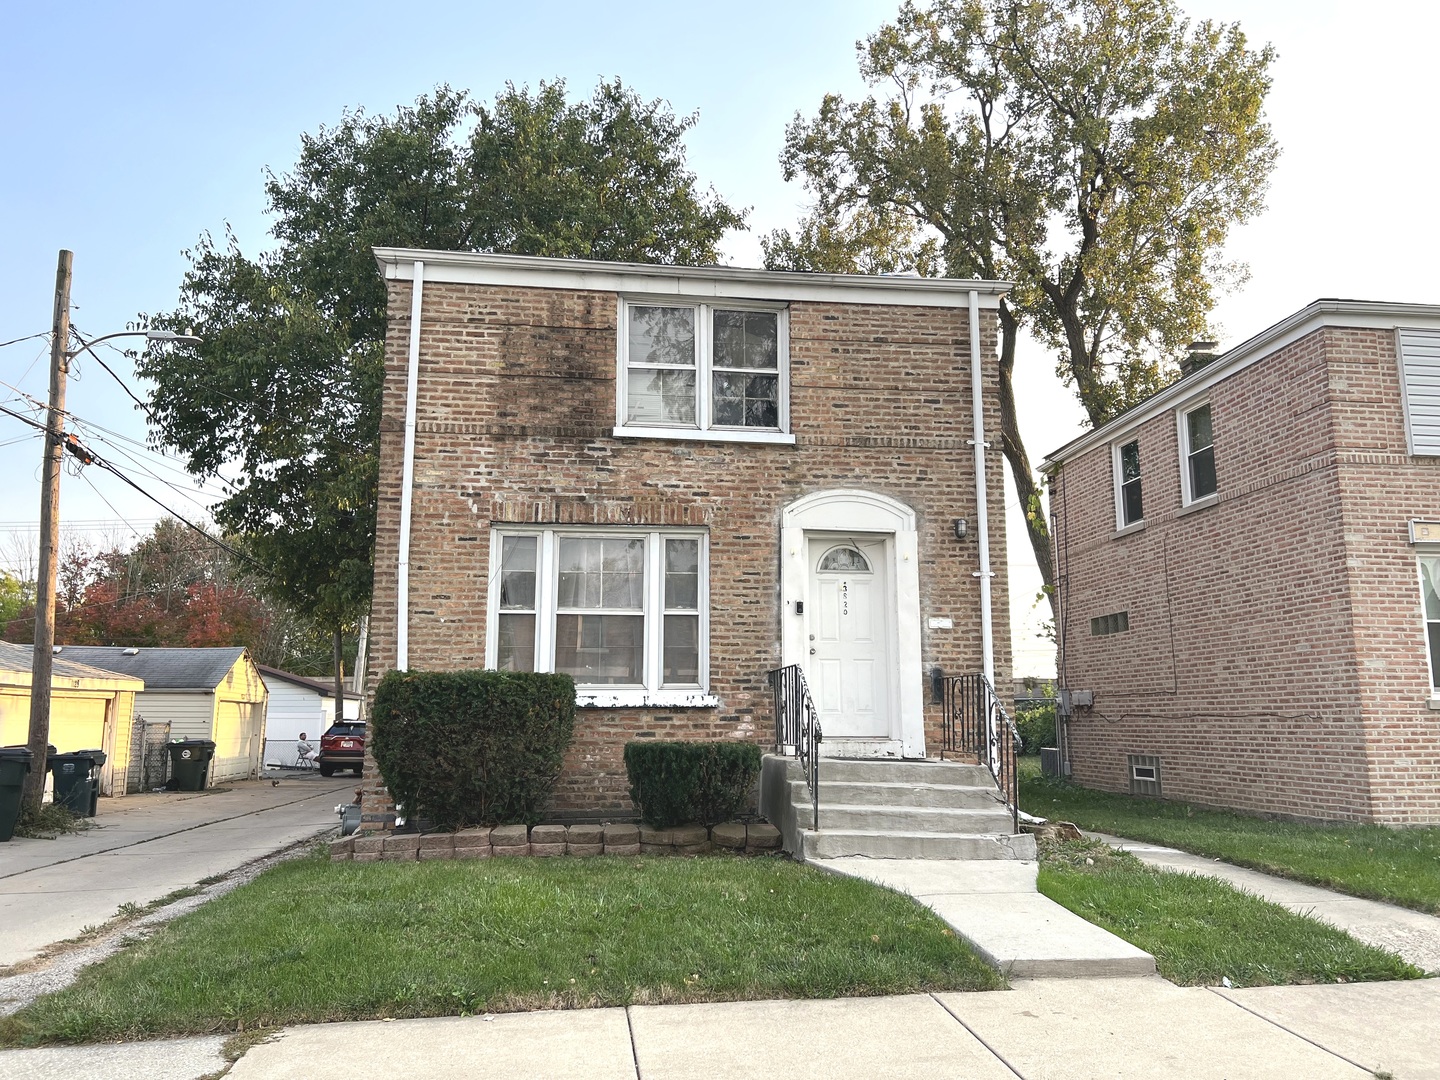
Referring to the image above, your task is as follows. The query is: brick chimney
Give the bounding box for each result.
[1179,340,1220,379]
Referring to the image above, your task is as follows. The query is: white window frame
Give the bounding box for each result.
[1177,397,1218,507]
[1112,438,1143,530]
[1417,555,1440,694]
[485,526,716,708]
[614,297,795,445]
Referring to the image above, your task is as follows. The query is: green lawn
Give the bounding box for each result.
[1019,761,1440,914]
[0,852,1003,1046]
[1036,837,1423,987]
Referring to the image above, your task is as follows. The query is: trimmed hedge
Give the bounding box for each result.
[370,669,575,829]
[624,740,762,829]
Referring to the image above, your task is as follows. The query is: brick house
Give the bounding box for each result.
[1043,299,1440,826]
[361,248,1014,828]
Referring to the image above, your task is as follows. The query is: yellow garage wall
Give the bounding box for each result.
[0,685,138,796]
[210,654,268,783]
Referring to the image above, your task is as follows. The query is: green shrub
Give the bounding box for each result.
[1014,701,1056,756]
[624,740,762,829]
[370,669,575,829]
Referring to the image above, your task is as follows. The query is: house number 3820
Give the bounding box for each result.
[841,581,849,616]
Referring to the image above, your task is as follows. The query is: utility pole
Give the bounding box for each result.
[22,249,73,815]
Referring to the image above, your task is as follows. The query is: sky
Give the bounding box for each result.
[2,0,1438,676]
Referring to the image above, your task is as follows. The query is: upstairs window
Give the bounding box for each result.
[1419,558,1440,690]
[1181,402,1217,503]
[619,301,789,439]
[1114,439,1143,527]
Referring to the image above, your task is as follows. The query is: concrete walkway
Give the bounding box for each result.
[0,775,354,967]
[817,857,1156,977]
[1094,831,1440,974]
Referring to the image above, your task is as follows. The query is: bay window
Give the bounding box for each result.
[489,528,710,704]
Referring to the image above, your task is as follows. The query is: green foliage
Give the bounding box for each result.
[0,572,27,627]
[369,669,576,828]
[0,855,1000,1045]
[623,740,763,829]
[1013,701,1056,756]
[1037,837,1422,987]
[140,79,745,655]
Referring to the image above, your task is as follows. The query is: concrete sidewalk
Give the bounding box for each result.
[0,775,353,967]
[1094,831,1440,974]
[191,977,1435,1079]
[817,857,1156,978]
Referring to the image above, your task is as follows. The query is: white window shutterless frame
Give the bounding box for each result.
[1112,438,1143,528]
[614,298,794,445]
[485,527,714,707]
[1177,398,1217,505]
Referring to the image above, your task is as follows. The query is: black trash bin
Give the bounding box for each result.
[49,750,108,817]
[167,739,216,792]
[0,746,32,842]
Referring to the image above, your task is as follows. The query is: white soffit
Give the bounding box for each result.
[373,247,1011,309]
[1041,298,1440,470]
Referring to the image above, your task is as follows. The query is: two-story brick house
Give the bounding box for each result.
[361,248,1018,833]
[1044,299,1440,826]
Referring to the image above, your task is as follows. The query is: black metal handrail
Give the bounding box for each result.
[769,664,822,831]
[941,672,1020,832]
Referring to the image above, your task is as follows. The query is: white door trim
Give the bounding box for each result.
[780,489,925,758]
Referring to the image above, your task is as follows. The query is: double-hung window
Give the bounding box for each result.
[490,528,710,704]
[1419,558,1440,691]
[1114,438,1143,527]
[1180,402,1217,504]
[618,300,790,441]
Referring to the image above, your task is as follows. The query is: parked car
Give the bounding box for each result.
[317,721,365,776]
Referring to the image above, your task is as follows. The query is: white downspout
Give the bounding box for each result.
[396,260,424,670]
[968,290,996,690]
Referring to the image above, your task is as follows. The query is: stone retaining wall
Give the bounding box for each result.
[332,822,782,862]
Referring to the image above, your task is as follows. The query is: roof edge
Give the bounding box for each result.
[1041,298,1440,470]
[373,247,1013,309]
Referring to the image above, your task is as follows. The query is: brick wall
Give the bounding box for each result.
[363,279,1010,825]
[1053,325,1440,825]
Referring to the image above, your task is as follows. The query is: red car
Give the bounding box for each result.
[317,721,365,776]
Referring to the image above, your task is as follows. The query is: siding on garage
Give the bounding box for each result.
[211,655,267,783]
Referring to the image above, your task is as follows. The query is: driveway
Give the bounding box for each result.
[0,774,354,967]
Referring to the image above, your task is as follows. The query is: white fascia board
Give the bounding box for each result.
[1040,298,1440,472]
[374,247,1012,309]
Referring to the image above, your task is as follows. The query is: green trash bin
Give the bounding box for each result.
[50,750,107,817]
[0,746,33,842]
[167,739,216,792]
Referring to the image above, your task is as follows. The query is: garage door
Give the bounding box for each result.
[211,701,261,783]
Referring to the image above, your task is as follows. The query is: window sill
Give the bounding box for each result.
[612,426,797,446]
[575,690,720,709]
[1112,520,1145,539]
[1178,492,1219,517]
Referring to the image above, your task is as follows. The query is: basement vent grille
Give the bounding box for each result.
[1091,610,1130,636]
[1128,754,1162,797]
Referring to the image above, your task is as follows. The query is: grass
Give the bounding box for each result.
[0,852,1003,1046]
[1019,760,1440,914]
[1036,836,1424,987]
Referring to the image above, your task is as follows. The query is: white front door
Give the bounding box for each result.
[806,536,891,739]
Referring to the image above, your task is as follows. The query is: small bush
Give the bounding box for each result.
[624,741,762,829]
[370,669,575,829]
[1013,701,1056,756]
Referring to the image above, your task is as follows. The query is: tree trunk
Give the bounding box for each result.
[332,626,346,725]
[995,300,1057,624]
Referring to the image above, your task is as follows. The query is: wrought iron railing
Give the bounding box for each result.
[769,664,822,831]
[941,672,1020,832]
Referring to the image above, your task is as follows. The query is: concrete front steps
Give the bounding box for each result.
[759,755,1037,862]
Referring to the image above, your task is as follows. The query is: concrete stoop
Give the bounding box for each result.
[759,754,1037,862]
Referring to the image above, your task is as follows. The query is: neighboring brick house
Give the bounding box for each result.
[1043,299,1440,826]
[361,248,1013,826]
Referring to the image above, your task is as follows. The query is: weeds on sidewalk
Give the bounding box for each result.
[1036,836,1423,987]
[0,852,1004,1046]
[13,804,90,840]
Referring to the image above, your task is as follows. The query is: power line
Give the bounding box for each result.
[0,332,49,350]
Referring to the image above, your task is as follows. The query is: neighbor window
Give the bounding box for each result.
[1181,402,1217,503]
[489,528,707,695]
[1115,439,1143,527]
[1419,557,1440,690]
[619,301,788,437]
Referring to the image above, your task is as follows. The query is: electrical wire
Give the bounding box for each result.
[0,332,49,351]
